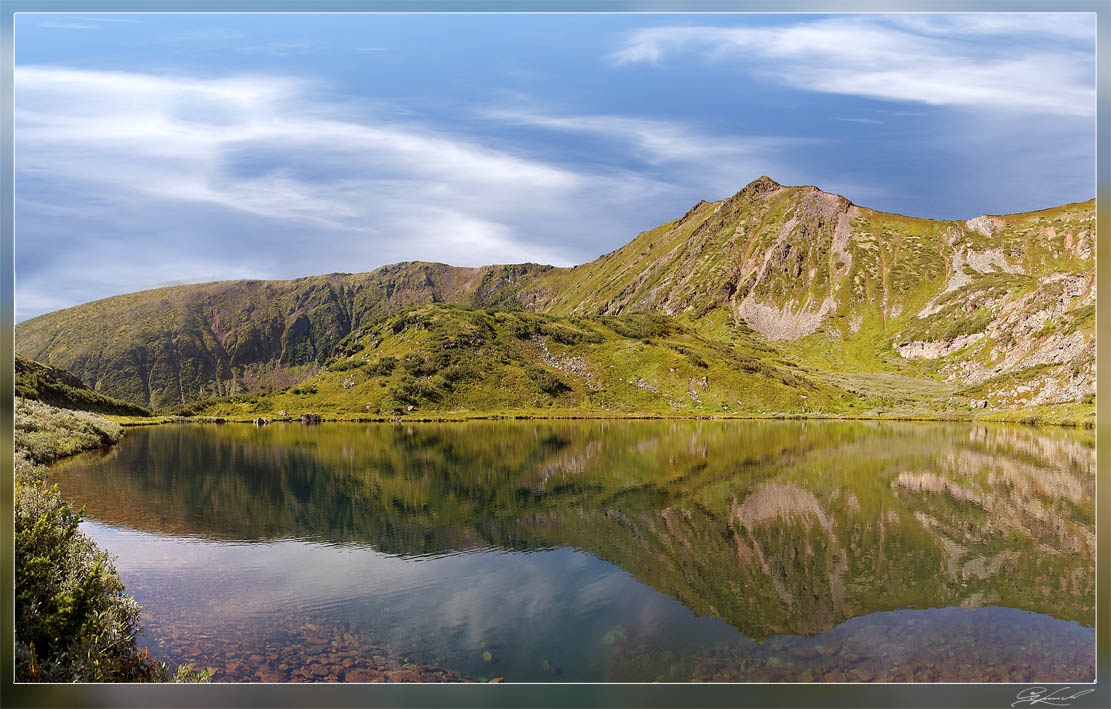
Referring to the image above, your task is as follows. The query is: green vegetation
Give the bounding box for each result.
[14,178,1094,423]
[183,303,856,419]
[14,398,209,682]
[16,354,152,416]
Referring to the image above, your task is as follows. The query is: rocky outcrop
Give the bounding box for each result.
[896,333,985,360]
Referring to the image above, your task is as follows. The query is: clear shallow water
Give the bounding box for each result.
[49,420,1094,683]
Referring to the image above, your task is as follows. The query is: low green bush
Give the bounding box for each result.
[368,356,398,376]
[525,365,570,395]
[14,398,209,683]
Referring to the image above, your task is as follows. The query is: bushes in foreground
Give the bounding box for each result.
[14,398,209,683]
[15,480,163,681]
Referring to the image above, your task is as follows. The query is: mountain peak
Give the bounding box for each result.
[747,175,781,189]
[733,175,783,201]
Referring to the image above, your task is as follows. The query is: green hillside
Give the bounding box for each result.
[15,177,1094,420]
[15,354,152,417]
[14,263,550,409]
[171,303,862,418]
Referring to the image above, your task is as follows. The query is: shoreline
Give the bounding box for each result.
[108,408,1094,429]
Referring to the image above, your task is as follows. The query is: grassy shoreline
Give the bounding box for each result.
[14,398,209,683]
[108,404,1093,429]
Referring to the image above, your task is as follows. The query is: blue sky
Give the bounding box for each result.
[14,12,1096,321]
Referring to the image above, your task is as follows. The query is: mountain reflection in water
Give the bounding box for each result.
[51,420,1094,682]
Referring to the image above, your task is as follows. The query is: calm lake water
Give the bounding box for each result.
[49,420,1094,683]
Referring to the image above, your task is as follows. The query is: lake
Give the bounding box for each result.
[49,420,1094,683]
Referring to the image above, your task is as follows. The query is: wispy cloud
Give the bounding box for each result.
[610,14,1094,116]
[474,103,867,207]
[832,117,883,125]
[36,15,143,30]
[14,66,691,319]
[38,22,96,30]
[76,15,143,24]
[481,106,802,166]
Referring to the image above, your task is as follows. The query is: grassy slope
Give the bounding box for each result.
[16,354,152,417]
[16,178,1095,423]
[525,180,1094,422]
[15,264,551,409]
[180,304,860,419]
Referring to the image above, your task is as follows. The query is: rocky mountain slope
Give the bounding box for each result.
[16,177,1094,418]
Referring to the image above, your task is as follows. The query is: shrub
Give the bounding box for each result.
[329,332,365,360]
[13,398,209,683]
[603,314,676,339]
[368,356,398,376]
[666,343,708,369]
[525,366,570,395]
[440,364,474,383]
[401,353,435,377]
[15,398,123,465]
[329,358,366,372]
[509,318,542,340]
[16,481,158,681]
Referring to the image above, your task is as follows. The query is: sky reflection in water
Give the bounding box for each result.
[50,420,1094,682]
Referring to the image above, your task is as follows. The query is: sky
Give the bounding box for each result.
[14,12,1096,322]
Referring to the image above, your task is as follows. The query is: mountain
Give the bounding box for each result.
[15,177,1094,419]
[14,263,550,409]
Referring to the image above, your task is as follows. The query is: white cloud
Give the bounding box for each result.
[35,15,144,30]
[480,107,802,166]
[610,15,1094,117]
[15,66,700,320]
[886,13,1094,40]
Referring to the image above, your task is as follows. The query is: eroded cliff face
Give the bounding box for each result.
[520,178,1092,412]
[889,209,1094,408]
